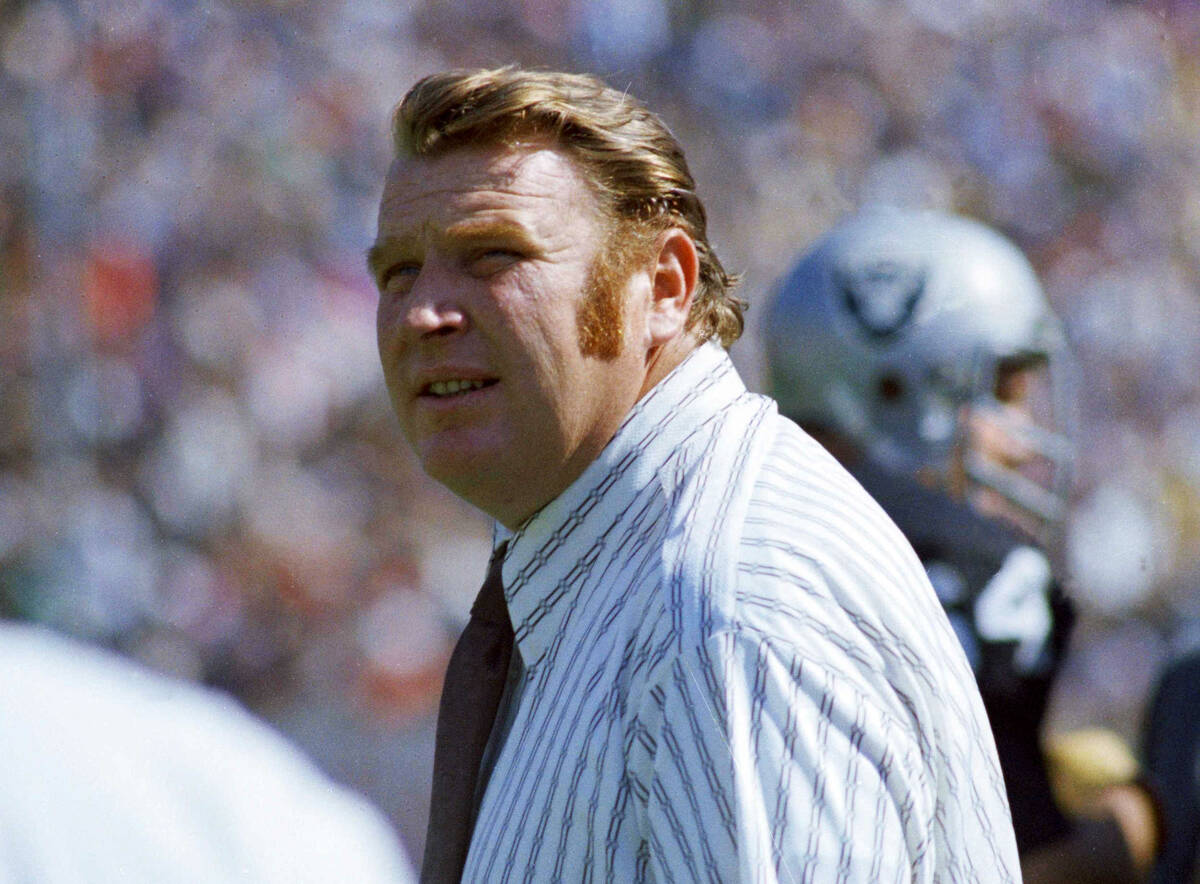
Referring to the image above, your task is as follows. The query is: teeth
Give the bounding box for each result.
[429,379,487,397]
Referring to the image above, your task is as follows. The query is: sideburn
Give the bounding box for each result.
[576,249,628,361]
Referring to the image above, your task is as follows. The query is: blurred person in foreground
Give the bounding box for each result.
[367,67,1018,882]
[763,206,1198,883]
[0,620,416,883]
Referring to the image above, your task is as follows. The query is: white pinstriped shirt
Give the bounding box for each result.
[469,342,1019,882]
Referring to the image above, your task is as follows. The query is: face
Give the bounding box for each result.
[370,143,655,528]
[955,360,1060,537]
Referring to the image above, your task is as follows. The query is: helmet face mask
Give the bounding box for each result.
[766,207,1076,545]
[958,355,1076,536]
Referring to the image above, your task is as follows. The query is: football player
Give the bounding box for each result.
[762,207,1177,882]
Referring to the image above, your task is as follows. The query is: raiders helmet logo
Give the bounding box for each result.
[834,259,925,340]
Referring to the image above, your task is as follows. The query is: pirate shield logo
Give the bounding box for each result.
[834,258,926,341]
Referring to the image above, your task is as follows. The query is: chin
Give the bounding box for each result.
[413,429,503,490]
[418,443,486,485]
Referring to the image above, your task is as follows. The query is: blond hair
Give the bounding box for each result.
[391,67,744,348]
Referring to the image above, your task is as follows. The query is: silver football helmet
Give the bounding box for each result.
[764,206,1076,536]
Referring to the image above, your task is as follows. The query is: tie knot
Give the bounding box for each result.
[471,541,510,626]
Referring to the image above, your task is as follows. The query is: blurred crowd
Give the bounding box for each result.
[2,0,1199,859]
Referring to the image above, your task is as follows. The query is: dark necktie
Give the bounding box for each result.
[421,541,513,884]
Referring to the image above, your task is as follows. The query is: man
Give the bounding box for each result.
[761,206,1176,882]
[369,68,1019,882]
[0,621,416,883]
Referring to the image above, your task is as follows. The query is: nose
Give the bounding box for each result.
[377,264,468,348]
[967,404,1037,470]
[406,298,466,338]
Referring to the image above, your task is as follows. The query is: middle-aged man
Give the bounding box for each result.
[367,67,1020,883]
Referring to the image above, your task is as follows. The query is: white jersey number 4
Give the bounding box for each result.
[974,545,1054,675]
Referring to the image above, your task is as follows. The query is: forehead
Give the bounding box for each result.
[375,143,604,242]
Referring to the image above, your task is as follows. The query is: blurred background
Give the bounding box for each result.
[2,0,1198,862]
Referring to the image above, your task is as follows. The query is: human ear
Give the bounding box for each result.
[645,228,698,347]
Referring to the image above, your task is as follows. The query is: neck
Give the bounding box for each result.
[639,333,702,399]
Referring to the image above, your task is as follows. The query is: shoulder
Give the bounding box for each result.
[0,623,415,883]
[660,414,942,675]
[737,416,933,617]
[746,417,902,537]
[651,410,931,632]
[0,623,286,760]
[725,418,988,710]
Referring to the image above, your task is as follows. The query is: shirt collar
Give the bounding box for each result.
[493,341,747,667]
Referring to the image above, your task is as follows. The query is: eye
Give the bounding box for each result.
[379,262,420,295]
[993,356,1041,405]
[470,248,522,275]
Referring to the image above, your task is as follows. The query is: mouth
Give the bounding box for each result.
[419,378,499,399]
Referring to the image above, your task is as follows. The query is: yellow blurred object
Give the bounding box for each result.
[1044,727,1141,817]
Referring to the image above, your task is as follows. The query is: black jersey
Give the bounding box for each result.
[850,460,1076,854]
